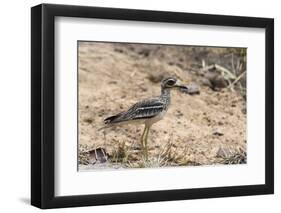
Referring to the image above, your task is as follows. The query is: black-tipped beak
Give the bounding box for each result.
[176,85,189,93]
[174,83,200,95]
[174,81,188,90]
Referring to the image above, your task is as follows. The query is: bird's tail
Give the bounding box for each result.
[97,112,123,131]
[104,114,122,124]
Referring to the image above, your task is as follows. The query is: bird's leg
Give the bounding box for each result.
[140,126,148,157]
[144,125,151,161]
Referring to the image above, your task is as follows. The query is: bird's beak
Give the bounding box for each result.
[174,81,200,95]
[174,81,189,91]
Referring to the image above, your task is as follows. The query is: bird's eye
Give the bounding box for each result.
[167,80,176,85]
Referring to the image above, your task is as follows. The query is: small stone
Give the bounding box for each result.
[83,118,93,124]
[216,147,231,158]
[212,128,224,136]
[88,148,108,164]
[218,121,223,126]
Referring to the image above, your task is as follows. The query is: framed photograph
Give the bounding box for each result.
[31,4,274,209]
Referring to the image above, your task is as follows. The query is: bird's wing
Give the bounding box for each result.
[107,97,165,124]
[127,98,165,119]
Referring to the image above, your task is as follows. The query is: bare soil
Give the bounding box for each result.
[78,42,246,170]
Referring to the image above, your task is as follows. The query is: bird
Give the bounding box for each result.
[102,77,190,160]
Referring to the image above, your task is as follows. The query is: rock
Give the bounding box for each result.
[180,83,200,95]
[88,148,108,164]
[218,121,224,126]
[203,69,229,90]
[216,147,231,158]
[212,128,224,136]
[83,118,93,124]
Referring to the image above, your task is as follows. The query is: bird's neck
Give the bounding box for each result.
[161,87,171,97]
[161,88,171,108]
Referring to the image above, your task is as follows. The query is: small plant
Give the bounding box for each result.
[109,140,132,164]
[78,144,91,165]
[216,147,246,164]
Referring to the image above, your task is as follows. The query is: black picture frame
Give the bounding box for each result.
[31,3,274,209]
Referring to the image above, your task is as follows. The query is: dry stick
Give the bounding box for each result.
[231,53,236,76]
[228,71,246,89]
[227,79,235,92]
[103,131,107,154]
[200,63,237,80]
[214,64,237,79]
[236,58,241,72]
[202,62,241,90]
[238,63,243,72]
[200,64,215,73]
[237,62,244,91]
[202,59,206,68]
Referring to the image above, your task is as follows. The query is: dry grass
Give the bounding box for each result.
[215,147,247,164]
[79,134,246,169]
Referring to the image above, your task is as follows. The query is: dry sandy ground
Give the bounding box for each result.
[78,42,246,170]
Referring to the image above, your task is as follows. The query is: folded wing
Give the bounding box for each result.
[104,97,165,124]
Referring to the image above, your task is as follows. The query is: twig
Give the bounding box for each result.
[228,71,246,89]
[231,53,236,76]
[214,64,237,79]
[200,64,215,73]
[199,63,236,80]
[236,59,241,73]
[201,59,206,68]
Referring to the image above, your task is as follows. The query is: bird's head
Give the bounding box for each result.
[161,77,188,91]
[161,77,200,95]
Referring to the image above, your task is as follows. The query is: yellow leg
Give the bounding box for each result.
[144,126,150,161]
[140,126,148,156]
